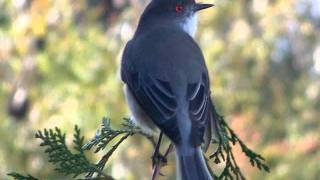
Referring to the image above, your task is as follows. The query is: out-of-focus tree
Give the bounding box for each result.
[0,0,319,179]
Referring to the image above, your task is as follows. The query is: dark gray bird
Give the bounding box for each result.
[121,0,218,179]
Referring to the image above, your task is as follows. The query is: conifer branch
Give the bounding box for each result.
[8,114,269,180]
[209,106,269,179]
[7,173,39,180]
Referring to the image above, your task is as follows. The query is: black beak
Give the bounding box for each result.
[194,3,214,12]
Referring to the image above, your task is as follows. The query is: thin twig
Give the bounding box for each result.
[151,143,174,180]
[87,165,111,179]
[97,133,132,170]
[86,132,132,178]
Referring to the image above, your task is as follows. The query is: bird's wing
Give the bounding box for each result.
[123,71,181,143]
[186,73,213,146]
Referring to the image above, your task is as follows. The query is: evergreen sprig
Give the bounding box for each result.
[34,126,103,178]
[83,117,140,178]
[8,118,146,180]
[83,117,139,153]
[7,173,39,180]
[210,107,269,180]
[8,115,268,180]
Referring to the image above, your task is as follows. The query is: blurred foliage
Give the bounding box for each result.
[0,0,319,179]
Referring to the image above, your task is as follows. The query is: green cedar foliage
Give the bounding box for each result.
[8,114,269,180]
[210,107,269,179]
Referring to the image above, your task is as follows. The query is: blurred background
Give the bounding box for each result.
[0,0,319,179]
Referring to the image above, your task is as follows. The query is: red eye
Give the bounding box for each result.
[175,5,183,13]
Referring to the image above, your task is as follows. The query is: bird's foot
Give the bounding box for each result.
[152,152,167,168]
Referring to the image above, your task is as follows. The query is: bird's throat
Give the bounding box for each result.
[181,15,198,37]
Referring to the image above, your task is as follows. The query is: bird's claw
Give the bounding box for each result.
[152,153,167,168]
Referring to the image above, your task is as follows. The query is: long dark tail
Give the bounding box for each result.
[176,146,212,180]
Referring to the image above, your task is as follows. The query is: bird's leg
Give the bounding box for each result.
[152,131,167,168]
[151,143,175,180]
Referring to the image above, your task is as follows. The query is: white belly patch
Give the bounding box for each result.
[123,85,158,134]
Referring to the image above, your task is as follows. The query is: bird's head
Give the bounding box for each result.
[147,0,213,15]
[139,0,214,36]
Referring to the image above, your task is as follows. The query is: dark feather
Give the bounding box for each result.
[187,74,211,146]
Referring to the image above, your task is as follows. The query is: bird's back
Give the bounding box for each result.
[121,26,208,85]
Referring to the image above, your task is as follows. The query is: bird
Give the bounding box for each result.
[121,0,219,179]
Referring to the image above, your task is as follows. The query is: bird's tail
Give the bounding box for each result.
[176,146,212,180]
